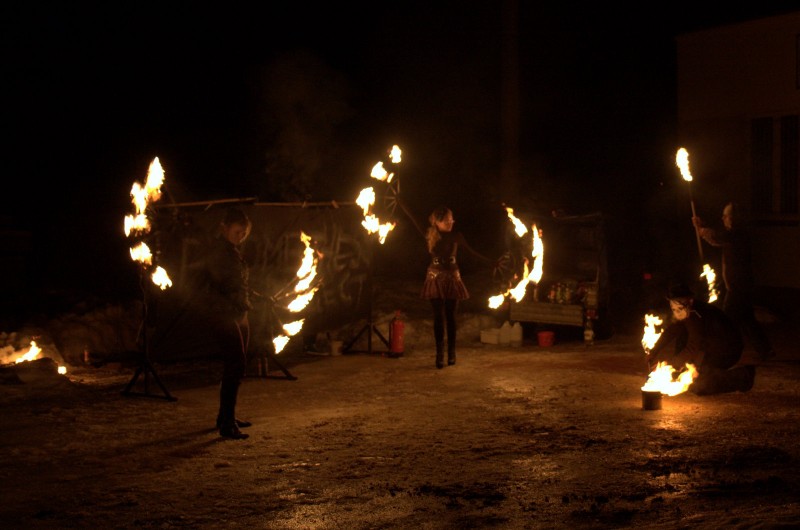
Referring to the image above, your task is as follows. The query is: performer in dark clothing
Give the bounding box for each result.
[400,203,492,368]
[647,283,755,396]
[203,207,254,439]
[693,202,775,361]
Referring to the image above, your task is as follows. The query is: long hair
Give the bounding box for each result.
[426,205,451,252]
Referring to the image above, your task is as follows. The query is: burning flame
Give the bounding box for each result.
[13,341,67,374]
[700,263,719,303]
[640,313,696,396]
[272,232,321,354]
[488,208,544,309]
[355,146,401,244]
[505,207,528,237]
[642,361,698,396]
[641,313,663,352]
[124,157,172,289]
[676,147,692,182]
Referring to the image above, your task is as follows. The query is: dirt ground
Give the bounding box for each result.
[2,290,799,530]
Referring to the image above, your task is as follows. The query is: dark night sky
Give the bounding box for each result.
[4,1,800,301]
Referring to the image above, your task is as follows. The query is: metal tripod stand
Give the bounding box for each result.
[122,274,177,401]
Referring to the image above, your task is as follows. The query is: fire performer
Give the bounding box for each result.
[399,202,494,369]
[693,202,776,362]
[200,207,254,440]
[647,283,755,395]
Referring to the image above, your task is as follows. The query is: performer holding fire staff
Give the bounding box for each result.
[200,207,254,439]
[399,201,494,369]
[648,283,755,395]
[693,202,776,362]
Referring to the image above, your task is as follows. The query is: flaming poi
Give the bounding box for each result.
[488,207,543,309]
[123,157,173,290]
[355,145,401,244]
[675,147,718,304]
[270,232,321,354]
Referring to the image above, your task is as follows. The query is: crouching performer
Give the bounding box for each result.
[648,283,755,395]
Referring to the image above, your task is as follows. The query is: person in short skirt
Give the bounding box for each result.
[402,203,492,368]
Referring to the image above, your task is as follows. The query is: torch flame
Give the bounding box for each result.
[700,263,719,303]
[641,361,698,396]
[641,313,663,352]
[676,147,693,182]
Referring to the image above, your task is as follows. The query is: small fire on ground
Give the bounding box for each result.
[5,341,67,375]
[641,312,696,396]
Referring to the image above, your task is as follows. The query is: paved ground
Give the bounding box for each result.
[1,312,798,529]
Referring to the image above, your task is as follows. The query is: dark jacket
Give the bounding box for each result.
[203,235,251,321]
[698,226,754,292]
[649,300,743,372]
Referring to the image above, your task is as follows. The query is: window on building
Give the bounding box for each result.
[751,114,799,223]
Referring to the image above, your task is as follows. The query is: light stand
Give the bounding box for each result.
[342,238,390,355]
[122,270,177,401]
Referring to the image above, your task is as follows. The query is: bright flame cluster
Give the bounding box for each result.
[641,313,663,352]
[355,145,402,244]
[13,340,67,375]
[701,264,719,303]
[488,207,544,309]
[640,312,697,396]
[642,361,698,396]
[123,157,172,290]
[675,147,692,182]
[272,232,321,354]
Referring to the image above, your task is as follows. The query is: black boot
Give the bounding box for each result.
[436,342,445,369]
[447,346,456,366]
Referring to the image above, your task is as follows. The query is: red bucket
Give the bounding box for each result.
[537,331,555,347]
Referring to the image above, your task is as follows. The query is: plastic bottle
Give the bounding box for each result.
[499,321,512,345]
[510,322,523,347]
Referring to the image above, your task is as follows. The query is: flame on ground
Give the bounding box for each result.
[641,361,698,396]
[13,341,67,374]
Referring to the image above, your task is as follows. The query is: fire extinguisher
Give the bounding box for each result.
[389,310,405,357]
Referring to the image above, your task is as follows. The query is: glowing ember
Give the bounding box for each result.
[675,147,692,182]
[700,263,719,303]
[641,313,663,352]
[641,361,698,396]
[124,157,173,289]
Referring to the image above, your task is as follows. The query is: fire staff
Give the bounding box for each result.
[648,283,756,395]
[693,202,776,361]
